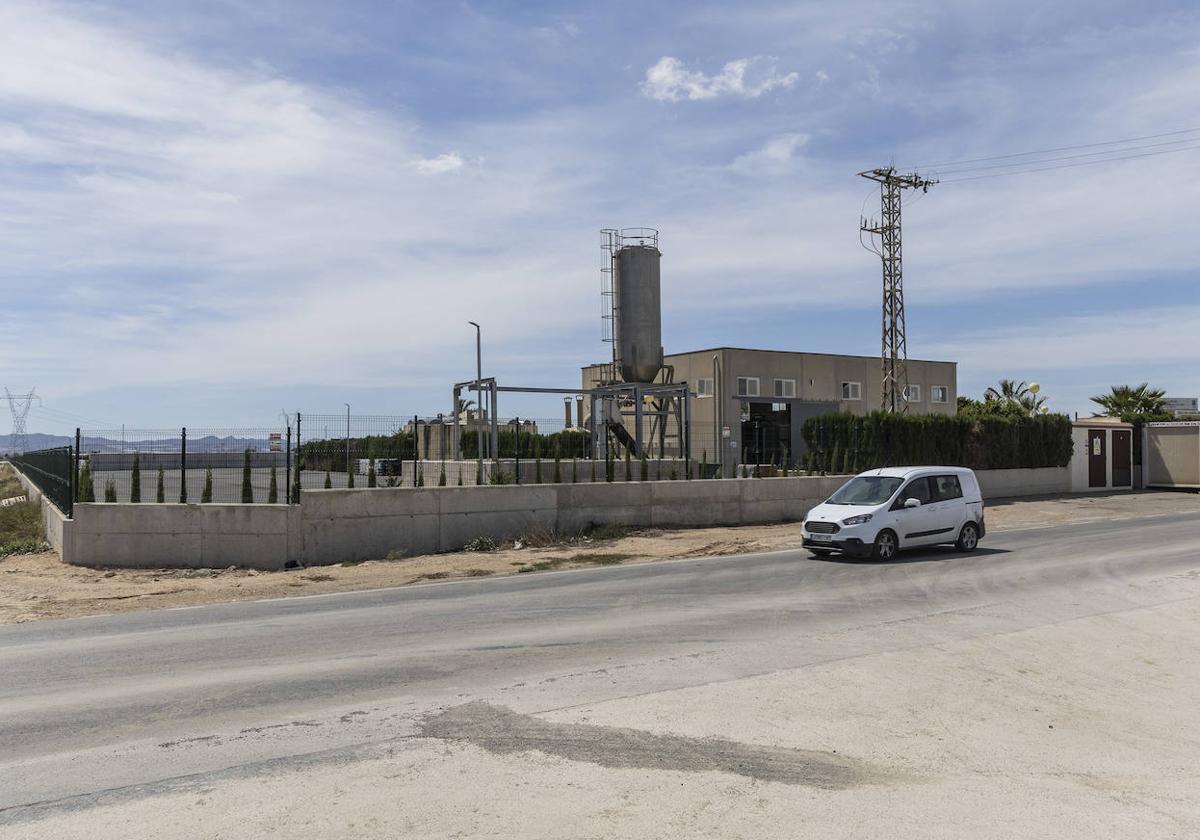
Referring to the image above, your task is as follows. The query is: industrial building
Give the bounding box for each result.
[583,348,956,470]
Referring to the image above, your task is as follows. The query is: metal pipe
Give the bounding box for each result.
[712,354,722,478]
[344,403,350,484]
[468,321,483,482]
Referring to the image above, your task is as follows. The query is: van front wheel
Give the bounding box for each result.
[956,522,980,552]
[871,530,898,562]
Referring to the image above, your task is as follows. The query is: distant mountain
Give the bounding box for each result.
[2,432,285,455]
[0,433,73,453]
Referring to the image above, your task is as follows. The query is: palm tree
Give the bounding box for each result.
[1090,384,1167,421]
[983,379,1046,416]
[455,397,476,419]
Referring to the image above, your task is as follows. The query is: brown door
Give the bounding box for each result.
[1088,429,1106,488]
[1111,430,1132,488]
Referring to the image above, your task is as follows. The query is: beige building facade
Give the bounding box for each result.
[584,347,957,474]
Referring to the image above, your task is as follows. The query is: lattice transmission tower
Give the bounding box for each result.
[859,168,936,413]
[4,387,38,454]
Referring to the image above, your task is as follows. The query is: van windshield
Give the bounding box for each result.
[826,476,904,506]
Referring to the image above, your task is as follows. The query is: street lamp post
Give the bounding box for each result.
[344,403,350,486]
[468,321,484,484]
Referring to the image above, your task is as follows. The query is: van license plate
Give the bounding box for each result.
[810,534,833,543]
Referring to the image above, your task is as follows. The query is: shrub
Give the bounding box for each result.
[130,454,141,503]
[368,460,377,488]
[624,450,632,482]
[201,467,213,503]
[324,470,332,489]
[347,461,355,489]
[438,463,447,486]
[572,458,578,483]
[553,450,562,484]
[241,450,254,503]
[640,455,648,481]
[534,455,543,484]
[801,412,1073,471]
[268,466,279,503]
[104,480,117,503]
[156,466,165,503]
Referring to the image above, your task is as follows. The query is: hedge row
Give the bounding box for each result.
[800,412,1073,473]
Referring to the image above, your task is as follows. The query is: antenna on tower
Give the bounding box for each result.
[859,168,936,413]
[4,387,40,454]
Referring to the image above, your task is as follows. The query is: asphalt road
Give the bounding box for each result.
[1,512,1197,829]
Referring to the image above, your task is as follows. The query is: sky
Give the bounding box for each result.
[1,0,1198,436]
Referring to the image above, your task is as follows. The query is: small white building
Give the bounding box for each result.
[1070,418,1134,492]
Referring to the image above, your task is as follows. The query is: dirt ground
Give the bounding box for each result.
[1,490,1197,625]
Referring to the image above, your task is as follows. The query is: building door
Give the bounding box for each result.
[1111,430,1132,488]
[1088,429,1107,488]
[741,402,791,466]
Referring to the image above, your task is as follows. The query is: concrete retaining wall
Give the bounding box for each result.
[51,466,1069,569]
[69,504,301,570]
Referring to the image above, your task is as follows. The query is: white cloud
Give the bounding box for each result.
[640,56,799,102]
[413,151,466,174]
[731,132,809,174]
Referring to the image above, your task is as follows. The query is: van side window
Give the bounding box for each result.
[932,475,963,501]
[891,477,933,509]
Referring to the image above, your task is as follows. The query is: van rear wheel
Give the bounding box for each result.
[956,522,980,552]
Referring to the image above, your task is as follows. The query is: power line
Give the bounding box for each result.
[938,141,1200,183]
[930,135,1200,177]
[913,126,1200,169]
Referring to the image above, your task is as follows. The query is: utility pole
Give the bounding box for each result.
[859,167,936,413]
[4,387,39,454]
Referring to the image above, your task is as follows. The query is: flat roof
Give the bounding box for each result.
[582,346,957,369]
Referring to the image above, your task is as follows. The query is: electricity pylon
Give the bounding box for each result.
[4,387,39,454]
[859,168,936,413]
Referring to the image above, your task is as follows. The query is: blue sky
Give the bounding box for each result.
[2,0,1198,434]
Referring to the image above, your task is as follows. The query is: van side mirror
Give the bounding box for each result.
[903,498,921,509]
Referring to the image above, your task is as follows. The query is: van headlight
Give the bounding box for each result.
[841,514,873,526]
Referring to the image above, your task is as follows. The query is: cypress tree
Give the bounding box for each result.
[640,455,648,481]
[438,463,447,486]
[367,460,377,488]
[241,449,254,503]
[624,450,632,482]
[347,458,355,489]
[571,458,578,483]
[201,467,213,503]
[534,454,542,484]
[156,465,165,503]
[104,479,117,502]
[324,469,332,489]
[417,466,424,487]
[553,444,562,484]
[84,466,96,503]
[591,459,597,483]
[701,449,708,479]
[457,469,463,486]
[268,466,279,503]
[130,454,141,503]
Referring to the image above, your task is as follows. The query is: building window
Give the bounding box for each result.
[774,378,796,398]
[931,385,948,404]
[696,378,713,397]
[903,384,922,403]
[736,377,759,397]
[841,381,862,401]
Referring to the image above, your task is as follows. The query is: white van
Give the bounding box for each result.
[802,467,985,561]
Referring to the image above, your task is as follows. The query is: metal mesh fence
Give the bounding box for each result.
[78,428,291,504]
[70,410,715,503]
[11,446,73,515]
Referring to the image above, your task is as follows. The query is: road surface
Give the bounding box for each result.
[1,512,1198,837]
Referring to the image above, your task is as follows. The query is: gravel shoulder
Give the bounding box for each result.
[2,490,1197,624]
